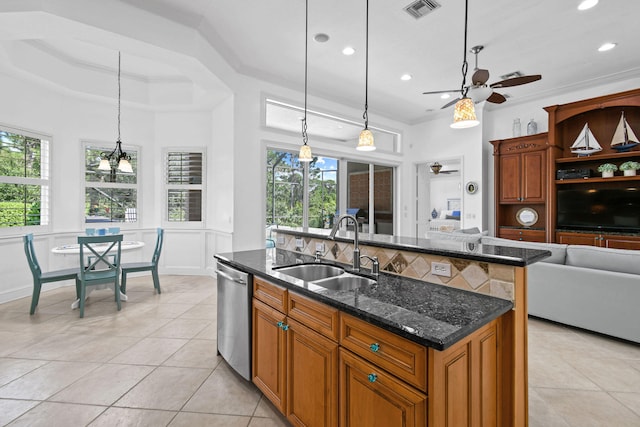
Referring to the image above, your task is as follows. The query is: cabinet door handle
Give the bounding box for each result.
[369,343,380,353]
[368,373,378,383]
[276,321,289,331]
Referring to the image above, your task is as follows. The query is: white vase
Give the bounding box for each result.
[602,171,614,178]
[624,169,637,176]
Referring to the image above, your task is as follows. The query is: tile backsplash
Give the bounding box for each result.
[274,231,516,302]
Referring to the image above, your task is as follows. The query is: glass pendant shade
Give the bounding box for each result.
[357,128,375,151]
[98,158,111,171]
[450,97,479,129]
[118,158,133,173]
[299,144,312,162]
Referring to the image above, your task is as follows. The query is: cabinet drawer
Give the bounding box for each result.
[498,228,545,242]
[288,292,339,342]
[339,348,427,427]
[340,313,428,392]
[254,277,288,313]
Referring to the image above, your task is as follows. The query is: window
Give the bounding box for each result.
[266,149,337,229]
[84,144,138,224]
[165,150,204,223]
[0,128,50,230]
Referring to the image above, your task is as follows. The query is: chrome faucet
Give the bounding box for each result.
[329,214,360,271]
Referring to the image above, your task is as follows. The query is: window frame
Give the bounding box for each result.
[163,147,206,228]
[0,125,51,236]
[82,140,140,228]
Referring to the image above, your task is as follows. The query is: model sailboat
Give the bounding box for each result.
[571,123,602,156]
[610,112,639,152]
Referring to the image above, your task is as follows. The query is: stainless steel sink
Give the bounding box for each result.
[312,274,376,291]
[274,264,345,282]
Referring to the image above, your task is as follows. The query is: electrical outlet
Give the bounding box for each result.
[315,242,325,252]
[432,262,451,277]
[295,238,304,248]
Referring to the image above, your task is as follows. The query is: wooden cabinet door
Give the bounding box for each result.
[286,319,338,427]
[498,228,546,242]
[603,235,640,250]
[252,298,287,413]
[499,154,521,203]
[429,319,499,427]
[556,232,599,246]
[521,151,546,202]
[339,348,427,427]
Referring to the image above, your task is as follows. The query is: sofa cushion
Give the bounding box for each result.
[427,230,484,243]
[565,245,640,276]
[480,236,567,264]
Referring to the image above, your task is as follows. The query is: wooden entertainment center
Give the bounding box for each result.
[492,88,640,249]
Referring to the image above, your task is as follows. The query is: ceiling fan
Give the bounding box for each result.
[423,45,542,109]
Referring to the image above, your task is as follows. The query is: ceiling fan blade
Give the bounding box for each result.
[486,92,507,104]
[471,69,489,86]
[490,74,541,88]
[423,89,462,95]
[441,97,461,109]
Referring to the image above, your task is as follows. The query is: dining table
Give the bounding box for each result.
[51,239,145,309]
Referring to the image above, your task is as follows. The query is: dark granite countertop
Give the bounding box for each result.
[215,249,514,351]
[273,229,551,267]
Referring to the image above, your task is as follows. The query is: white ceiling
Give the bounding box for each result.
[1,0,639,125]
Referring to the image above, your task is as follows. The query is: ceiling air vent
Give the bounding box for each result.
[404,0,441,19]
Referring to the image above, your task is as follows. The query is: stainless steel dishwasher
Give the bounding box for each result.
[216,262,252,381]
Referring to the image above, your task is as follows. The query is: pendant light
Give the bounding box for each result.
[99,51,133,173]
[298,0,313,162]
[357,0,376,151]
[450,0,479,129]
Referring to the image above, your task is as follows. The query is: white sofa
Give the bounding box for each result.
[481,236,640,344]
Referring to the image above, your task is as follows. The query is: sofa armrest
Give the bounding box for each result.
[528,262,640,343]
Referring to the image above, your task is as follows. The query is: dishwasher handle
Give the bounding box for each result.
[215,269,247,285]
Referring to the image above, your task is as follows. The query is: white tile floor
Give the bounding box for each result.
[0,274,638,426]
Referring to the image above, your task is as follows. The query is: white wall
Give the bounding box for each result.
[400,107,485,237]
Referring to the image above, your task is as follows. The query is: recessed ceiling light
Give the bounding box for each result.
[400,74,412,81]
[314,33,330,43]
[342,46,355,55]
[441,93,451,99]
[578,0,598,11]
[598,42,617,52]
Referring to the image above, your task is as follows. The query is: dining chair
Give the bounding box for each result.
[76,234,123,318]
[23,233,80,315]
[120,228,164,295]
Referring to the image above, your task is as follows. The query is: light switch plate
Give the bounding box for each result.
[432,262,451,277]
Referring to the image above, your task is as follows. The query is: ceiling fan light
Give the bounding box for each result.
[357,129,376,151]
[299,143,312,161]
[469,86,492,103]
[451,97,479,129]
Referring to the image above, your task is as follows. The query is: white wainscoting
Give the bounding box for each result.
[0,228,233,306]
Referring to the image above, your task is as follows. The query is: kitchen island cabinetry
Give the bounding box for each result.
[252,277,338,427]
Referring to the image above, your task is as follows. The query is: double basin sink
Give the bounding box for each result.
[273,263,376,291]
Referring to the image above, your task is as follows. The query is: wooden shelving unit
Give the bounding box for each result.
[544,88,640,247]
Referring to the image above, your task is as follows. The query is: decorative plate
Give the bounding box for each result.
[465,181,478,194]
[516,207,538,227]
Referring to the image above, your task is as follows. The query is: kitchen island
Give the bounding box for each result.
[215,232,549,427]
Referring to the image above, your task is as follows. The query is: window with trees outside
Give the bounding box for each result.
[84,144,138,223]
[0,128,50,229]
[266,149,337,230]
[165,150,204,223]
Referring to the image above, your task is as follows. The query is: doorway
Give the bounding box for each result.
[416,157,463,238]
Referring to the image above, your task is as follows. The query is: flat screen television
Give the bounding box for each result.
[557,187,640,233]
